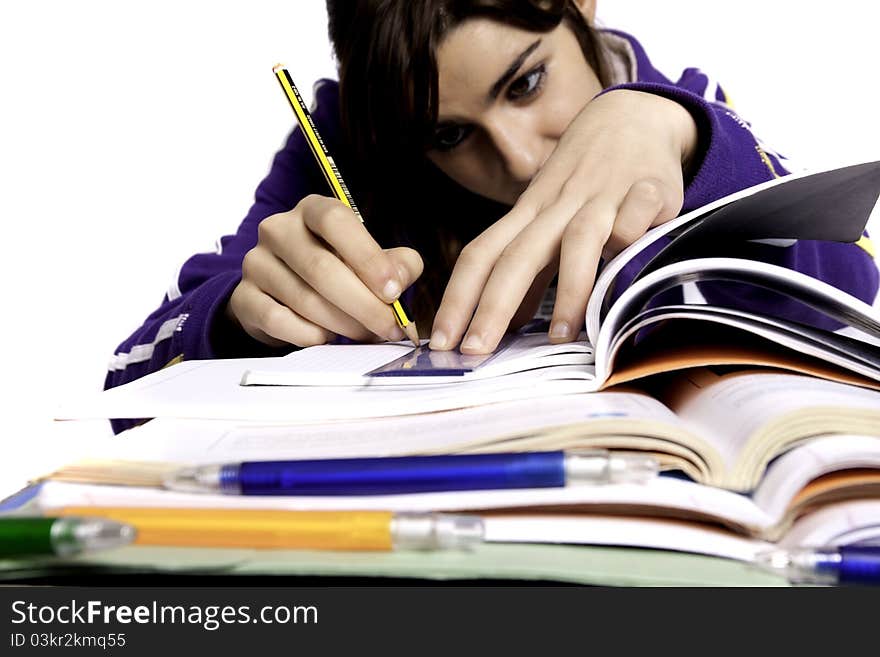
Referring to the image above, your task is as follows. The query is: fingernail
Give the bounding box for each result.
[383,279,401,301]
[549,321,571,340]
[429,330,448,350]
[461,334,484,353]
[388,326,405,341]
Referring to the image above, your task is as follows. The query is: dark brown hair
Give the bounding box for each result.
[326,0,609,327]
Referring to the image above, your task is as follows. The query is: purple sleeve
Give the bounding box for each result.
[605,73,879,324]
[104,81,340,429]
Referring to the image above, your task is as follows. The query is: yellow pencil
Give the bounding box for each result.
[54,507,483,552]
[272,64,420,347]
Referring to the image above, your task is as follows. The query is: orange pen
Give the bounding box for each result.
[54,507,483,551]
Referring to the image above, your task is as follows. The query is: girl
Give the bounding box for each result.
[106,0,878,410]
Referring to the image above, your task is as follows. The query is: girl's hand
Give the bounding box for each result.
[429,89,698,354]
[227,194,423,347]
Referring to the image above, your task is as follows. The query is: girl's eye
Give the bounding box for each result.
[507,65,546,100]
[431,124,473,152]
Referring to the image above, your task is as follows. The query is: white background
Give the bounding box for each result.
[1,1,879,497]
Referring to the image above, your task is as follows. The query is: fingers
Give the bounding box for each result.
[385,246,425,288]
[285,248,404,341]
[551,180,670,342]
[300,195,407,302]
[428,240,494,351]
[510,262,558,330]
[549,201,614,342]
[428,199,556,351]
[433,177,677,354]
[603,178,677,259]
[458,193,585,353]
[241,247,376,342]
[229,279,335,348]
[259,200,408,341]
[231,196,427,348]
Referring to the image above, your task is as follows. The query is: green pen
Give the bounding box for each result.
[0,516,136,558]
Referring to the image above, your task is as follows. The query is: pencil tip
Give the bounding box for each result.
[403,322,420,348]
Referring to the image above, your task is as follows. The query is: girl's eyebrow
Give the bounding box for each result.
[488,39,542,100]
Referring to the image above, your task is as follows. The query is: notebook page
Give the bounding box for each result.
[241,333,593,386]
[57,358,598,422]
[247,342,415,385]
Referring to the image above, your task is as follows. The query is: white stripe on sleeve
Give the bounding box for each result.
[107,314,188,371]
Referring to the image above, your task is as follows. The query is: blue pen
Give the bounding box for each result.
[164,450,659,496]
[754,546,880,585]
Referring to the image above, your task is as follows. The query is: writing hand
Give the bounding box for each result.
[228,194,423,347]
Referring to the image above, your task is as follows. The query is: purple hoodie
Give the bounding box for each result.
[105,30,879,431]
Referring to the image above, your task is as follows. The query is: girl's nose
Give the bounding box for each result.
[486,119,553,185]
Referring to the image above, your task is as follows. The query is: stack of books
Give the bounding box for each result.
[8,162,880,586]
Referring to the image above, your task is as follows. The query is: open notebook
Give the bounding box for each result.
[240,160,880,390]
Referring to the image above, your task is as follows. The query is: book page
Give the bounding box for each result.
[662,369,880,490]
[598,310,880,392]
[763,470,880,542]
[46,392,715,485]
[610,341,880,399]
[594,257,880,385]
[586,161,880,346]
[750,435,880,527]
[633,161,880,281]
[778,499,880,548]
[53,392,679,462]
[585,174,799,345]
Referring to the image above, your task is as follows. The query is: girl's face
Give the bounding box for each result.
[426,18,602,206]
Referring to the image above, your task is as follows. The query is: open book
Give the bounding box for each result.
[241,160,880,391]
[34,428,880,561]
[48,367,880,492]
[57,161,880,424]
